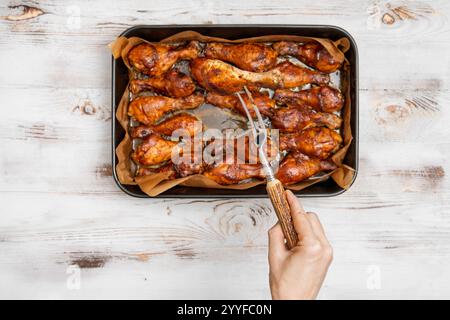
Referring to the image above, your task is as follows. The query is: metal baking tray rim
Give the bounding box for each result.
[111,24,359,198]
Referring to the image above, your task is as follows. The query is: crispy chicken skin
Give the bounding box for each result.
[206,91,275,118]
[130,114,201,139]
[203,163,264,185]
[273,41,342,73]
[204,42,278,72]
[131,133,179,166]
[280,127,342,159]
[271,105,342,132]
[128,92,204,125]
[276,152,337,185]
[129,69,196,98]
[190,58,329,94]
[128,41,200,77]
[274,85,344,113]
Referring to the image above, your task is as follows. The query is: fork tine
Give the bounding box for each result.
[243,86,266,131]
[236,92,258,143]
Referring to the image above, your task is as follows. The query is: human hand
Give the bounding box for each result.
[268,190,333,300]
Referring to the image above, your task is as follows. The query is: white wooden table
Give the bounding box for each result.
[0,0,449,299]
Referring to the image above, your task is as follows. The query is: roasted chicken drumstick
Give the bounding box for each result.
[130,114,201,139]
[128,41,200,77]
[132,132,204,176]
[280,127,342,159]
[271,105,342,132]
[131,133,179,166]
[206,91,275,118]
[204,42,278,72]
[129,69,196,98]
[273,41,342,73]
[191,58,329,94]
[274,85,344,113]
[128,92,204,125]
[203,163,264,185]
[275,152,337,185]
[205,133,279,165]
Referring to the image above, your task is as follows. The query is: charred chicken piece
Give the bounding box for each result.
[274,85,344,113]
[136,162,178,179]
[128,41,201,77]
[131,133,179,166]
[203,163,264,185]
[190,58,329,94]
[280,127,342,159]
[130,114,202,139]
[206,91,275,118]
[276,152,337,185]
[271,105,342,132]
[204,42,278,72]
[273,41,342,73]
[129,69,196,98]
[128,92,204,125]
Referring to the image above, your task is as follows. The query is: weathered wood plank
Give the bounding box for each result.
[0,0,448,43]
[0,191,449,299]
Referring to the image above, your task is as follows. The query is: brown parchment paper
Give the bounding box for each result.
[109,31,355,197]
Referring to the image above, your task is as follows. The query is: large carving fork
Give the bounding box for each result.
[236,87,299,249]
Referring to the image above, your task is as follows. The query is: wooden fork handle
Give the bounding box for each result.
[266,179,299,250]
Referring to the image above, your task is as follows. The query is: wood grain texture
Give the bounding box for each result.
[266,179,298,249]
[0,0,450,299]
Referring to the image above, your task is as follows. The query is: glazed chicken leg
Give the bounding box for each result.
[206,90,275,118]
[130,114,201,139]
[280,127,342,159]
[276,152,337,185]
[131,133,179,166]
[273,41,342,73]
[132,132,204,175]
[128,41,200,76]
[203,163,264,185]
[190,58,329,94]
[205,42,278,72]
[128,92,204,125]
[129,69,196,98]
[274,85,344,113]
[271,105,342,132]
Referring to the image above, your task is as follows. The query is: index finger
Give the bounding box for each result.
[268,223,289,269]
[286,190,315,242]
